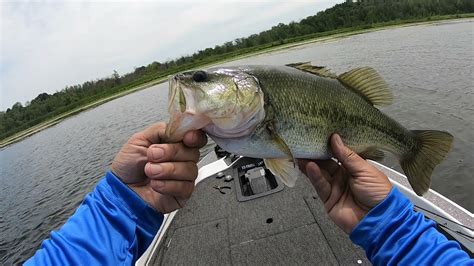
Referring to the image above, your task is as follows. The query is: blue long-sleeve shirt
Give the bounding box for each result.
[350,187,473,265]
[26,172,472,265]
[25,172,164,265]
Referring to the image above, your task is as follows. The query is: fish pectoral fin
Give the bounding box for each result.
[286,62,338,79]
[338,67,393,106]
[359,148,385,161]
[264,158,303,187]
[265,121,294,160]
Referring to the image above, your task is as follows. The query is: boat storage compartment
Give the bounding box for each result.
[234,157,284,202]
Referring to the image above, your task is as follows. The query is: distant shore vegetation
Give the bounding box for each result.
[1,0,473,142]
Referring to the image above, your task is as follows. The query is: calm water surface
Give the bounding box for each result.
[1,20,473,264]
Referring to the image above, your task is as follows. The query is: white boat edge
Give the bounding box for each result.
[136,153,473,265]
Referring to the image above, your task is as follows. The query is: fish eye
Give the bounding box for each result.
[192,71,208,82]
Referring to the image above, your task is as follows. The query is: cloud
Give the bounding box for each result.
[0,0,340,110]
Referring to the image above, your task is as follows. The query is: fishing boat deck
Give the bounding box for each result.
[148,152,369,265]
[143,149,473,265]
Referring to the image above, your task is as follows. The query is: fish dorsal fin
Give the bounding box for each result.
[264,158,303,187]
[286,62,338,78]
[337,67,393,106]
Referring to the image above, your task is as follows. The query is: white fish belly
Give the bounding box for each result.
[211,135,330,159]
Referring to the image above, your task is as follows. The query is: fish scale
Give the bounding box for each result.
[250,66,410,157]
[166,63,453,195]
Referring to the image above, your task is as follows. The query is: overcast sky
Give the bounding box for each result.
[0,0,341,110]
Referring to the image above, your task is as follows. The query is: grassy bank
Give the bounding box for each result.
[1,14,472,149]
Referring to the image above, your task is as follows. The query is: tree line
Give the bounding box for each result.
[1,0,472,140]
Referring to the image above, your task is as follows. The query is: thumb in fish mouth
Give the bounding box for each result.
[164,113,211,143]
[164,119,179,142]
[164,118,190,143]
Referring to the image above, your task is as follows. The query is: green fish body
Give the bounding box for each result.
[166,63,453,195]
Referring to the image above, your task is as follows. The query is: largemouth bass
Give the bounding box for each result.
[165,63,453,196]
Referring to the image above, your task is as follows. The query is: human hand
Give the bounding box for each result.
[298,134,392,233]
[111,123,207,213]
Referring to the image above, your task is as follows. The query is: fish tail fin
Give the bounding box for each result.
[400,130,453,196]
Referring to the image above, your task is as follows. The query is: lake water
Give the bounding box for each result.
[1,20,473,264]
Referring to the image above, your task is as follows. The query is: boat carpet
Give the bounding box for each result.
[149,160,369,265]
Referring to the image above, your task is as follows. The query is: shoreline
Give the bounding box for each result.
[1,15,472,149]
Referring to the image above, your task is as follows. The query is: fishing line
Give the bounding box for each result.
[174,196,183,209]
[437,225,474,240]
[414,205,474,232]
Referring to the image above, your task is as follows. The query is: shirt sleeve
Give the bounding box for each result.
[350,187,473,265]
[25,171,164,265]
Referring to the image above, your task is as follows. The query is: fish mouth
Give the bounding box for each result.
[165,75,183,140]
[165,75,211,142]
[167,75,180,112]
